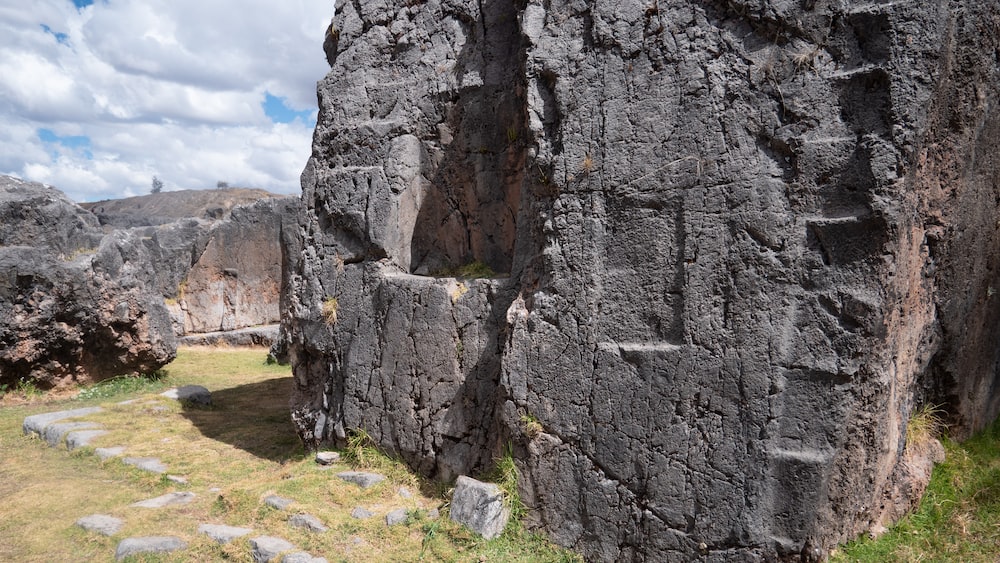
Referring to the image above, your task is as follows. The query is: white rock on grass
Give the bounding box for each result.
[130,492,196,508]
[251,536,296,563]
[114,536,187,560]
[449,475,510,540]
[198,523,253,544]
[76,514,123,536]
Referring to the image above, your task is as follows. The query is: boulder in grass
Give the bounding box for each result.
[22,407,103,437]
[336,471,385,489]
[264,494,295,510]
[251,536,296,563]
[449,475,510,540]
[288,513,328,533]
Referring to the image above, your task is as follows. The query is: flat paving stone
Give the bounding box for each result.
[22,407,102,437]
[76,514,123,536]
[130,492,196,508]
[44,421,101,447]
[122,457,167,474]
[282,552,329,563]
[66,429,108,451]
[336,471,385,489]
[166,475,188,485]
[161,385,212,406]
[288,513,328,532]
[115,536,187,560]
[198,523,253,544]
[264,494,295,510]
[386,508,408,526]
[251,536,296,563]
[95,446,126,460]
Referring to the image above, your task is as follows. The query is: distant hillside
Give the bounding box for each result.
[80,188,288,228]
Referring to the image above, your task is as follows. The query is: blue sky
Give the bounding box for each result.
[0,0,331,202]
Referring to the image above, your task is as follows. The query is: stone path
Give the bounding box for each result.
[21,387,506,561]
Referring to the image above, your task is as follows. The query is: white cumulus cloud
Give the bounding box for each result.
[0,0,332,202]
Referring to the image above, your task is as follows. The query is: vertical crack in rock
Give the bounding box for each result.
[285,0,1000,560]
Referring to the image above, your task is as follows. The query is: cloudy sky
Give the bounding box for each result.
[0,0,331,202]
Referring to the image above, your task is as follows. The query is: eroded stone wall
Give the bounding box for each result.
[286,1,1000,560]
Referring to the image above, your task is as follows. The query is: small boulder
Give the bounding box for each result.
[449,475,510,540]
[385,508,408,527]
[115,536,187,560]
[161,385,212,406]
[76,514,123,536]
[198,523,253,544]
[336,471,385,489]
[264,494,295,510]
[315,451,340,465]
[350,507,373,519]
[251,536,296,563]
[289,513,328,532]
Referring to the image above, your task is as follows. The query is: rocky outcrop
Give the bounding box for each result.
[81,188,281,228]
[0,176,176,388]
[169,198,300,335]
[285,1,1000,561]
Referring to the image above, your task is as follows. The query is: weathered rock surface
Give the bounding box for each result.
[336,471,385,489]
[80,188,281,228]
[0,177,176,389]
[285,0,1000,560]
[449,476,509,540]
[250,535,296,563]
[23,407,103,437]
[198,523,253,544]
[161,384,212,406]
[130,492,195,508]
[76,514,124,536]
[114,536,187,560]
[288,513,328,533]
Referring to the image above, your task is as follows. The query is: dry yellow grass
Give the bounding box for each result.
[0,347,578,562]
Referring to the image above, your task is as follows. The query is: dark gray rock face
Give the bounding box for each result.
[0,177,176,389]
[286,1,1000,560]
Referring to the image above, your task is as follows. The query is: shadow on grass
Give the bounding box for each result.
[178,377,305,463]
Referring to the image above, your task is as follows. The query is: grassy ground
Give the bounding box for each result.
[833,416,1000,562]
[0,347,580,563]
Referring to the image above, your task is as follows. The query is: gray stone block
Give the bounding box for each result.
[449,476,509,540]
[122,457,167,474]
[114,536,186,560]
[264,494,295,510]
[198,523,253,544]
[130,492,195,508]
[336,471,385,489]
[251,536,295,563]
[288,513,328,533]
[385,508,408,527]
[22,407,102,437]
[66,429,108,450]
[160,385,212,406]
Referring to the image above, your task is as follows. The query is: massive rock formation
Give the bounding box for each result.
[82,191,300,340]
[284,1,1000,560]
[0,176,175,388]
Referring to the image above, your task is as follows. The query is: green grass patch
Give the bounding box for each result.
[433,260,497,279]
[834,416,1000,562]
[0,346,578,562]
